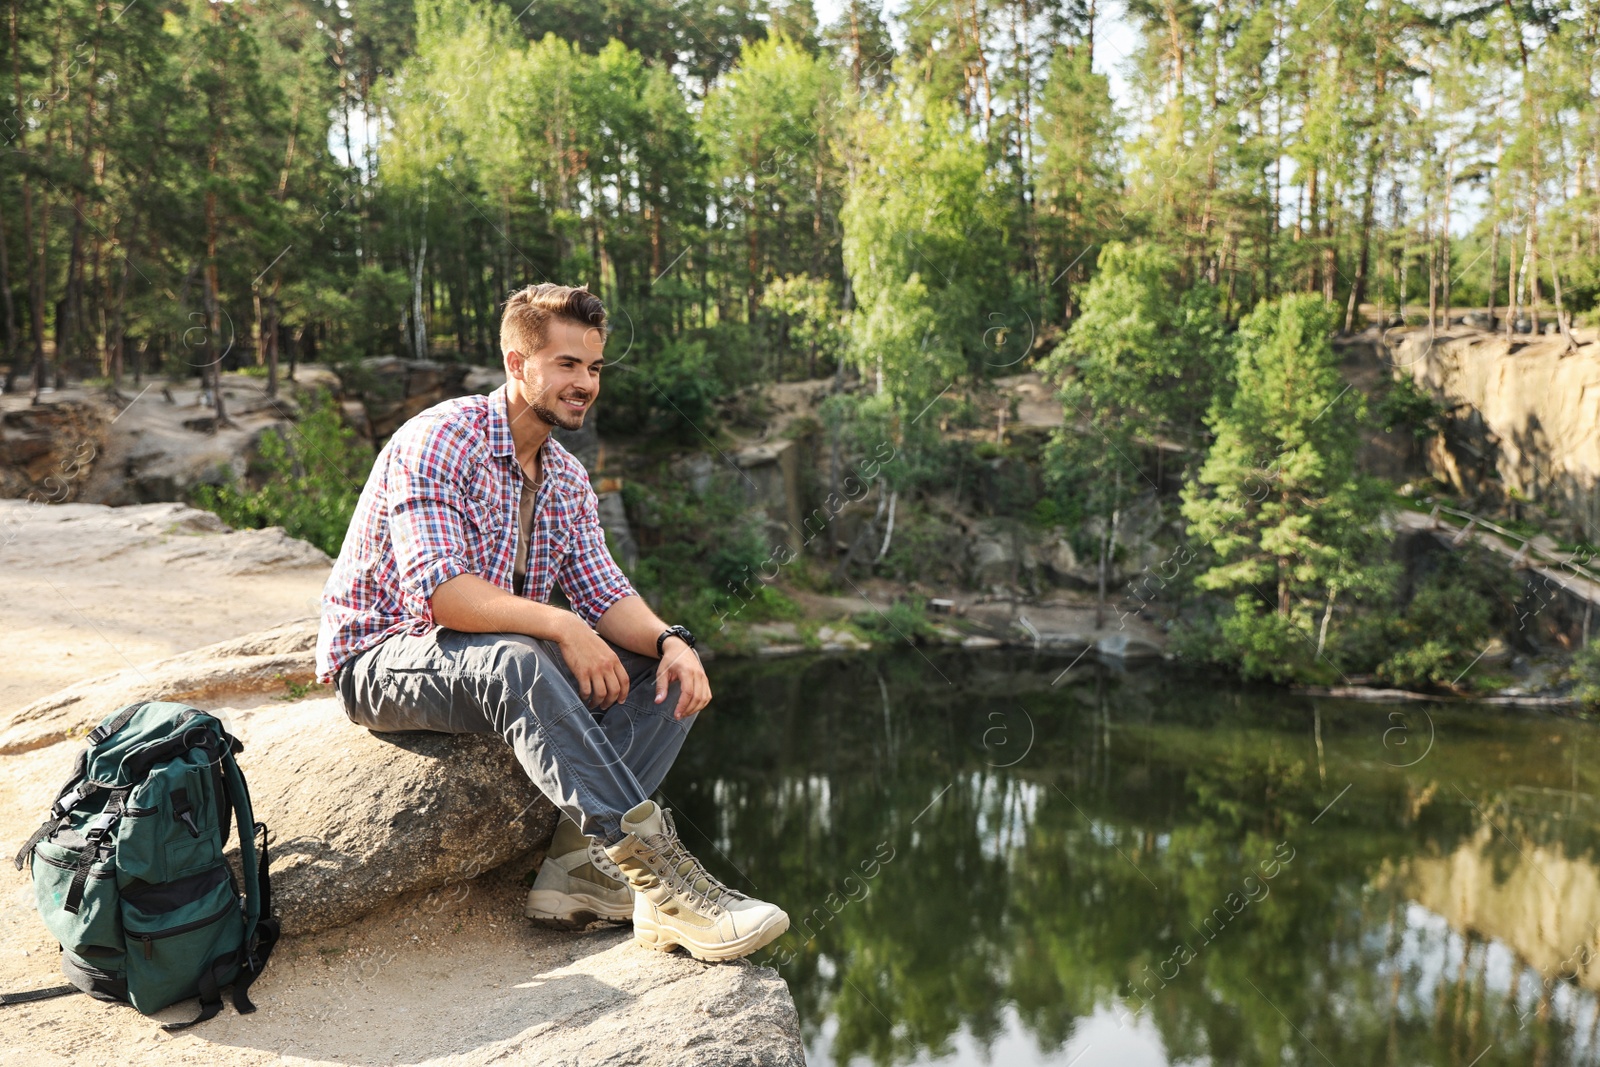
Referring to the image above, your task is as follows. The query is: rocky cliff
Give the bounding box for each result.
[1393,326,1600,540]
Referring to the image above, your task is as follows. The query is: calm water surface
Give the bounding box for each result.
[660,648,1600,1067]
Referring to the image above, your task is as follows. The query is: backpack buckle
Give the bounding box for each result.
[50,785,87,819]
[83,811,118,839]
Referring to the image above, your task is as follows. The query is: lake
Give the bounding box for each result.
[659,647,1600,1067]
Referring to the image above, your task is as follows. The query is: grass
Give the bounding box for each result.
[275,674,328,702]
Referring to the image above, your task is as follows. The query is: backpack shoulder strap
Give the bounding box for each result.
[14,750,93,871]
[0,985,79,1007]
[217,749,279,1014]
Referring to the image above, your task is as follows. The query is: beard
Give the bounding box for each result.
[530,394,588,431]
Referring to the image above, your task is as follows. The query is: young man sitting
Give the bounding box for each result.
[314,283,789,962]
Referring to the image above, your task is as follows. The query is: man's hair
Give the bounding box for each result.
[500,283,608,357]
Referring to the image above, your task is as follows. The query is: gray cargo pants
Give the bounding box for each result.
[334,628,696,844]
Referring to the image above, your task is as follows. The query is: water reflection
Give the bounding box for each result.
[659,649,1600,1066]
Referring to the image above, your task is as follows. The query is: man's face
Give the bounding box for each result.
[507,319,606,432]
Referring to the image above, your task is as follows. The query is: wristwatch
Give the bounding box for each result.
[657,625,696,657]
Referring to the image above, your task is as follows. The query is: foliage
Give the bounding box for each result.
[1378,547,1524,690]
[192,391,374,557]
[1043,241,1229,451]
[840,84,1013,409]
[1575,641,1600,712]
[622,469,776,641]
[851,595,938,643]
[1179,295,1395,681]
[604,339,726,443]
[762,273,848,378]
[1374,376,1446,441]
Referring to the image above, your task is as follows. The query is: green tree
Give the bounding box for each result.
[1180,294,1393,682]
[840,84,1011,409]
[1044,241,1227,452]
[703,33,847,339]
[1036,44,1121,322]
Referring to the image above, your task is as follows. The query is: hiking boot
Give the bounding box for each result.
[525,816,634,929]
[604,800,789,962]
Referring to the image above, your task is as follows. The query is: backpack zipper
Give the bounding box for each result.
[131,899,238,960]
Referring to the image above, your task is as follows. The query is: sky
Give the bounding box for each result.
[812,0,1142,107]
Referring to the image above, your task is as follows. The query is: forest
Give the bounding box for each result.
[4,0,1600,688]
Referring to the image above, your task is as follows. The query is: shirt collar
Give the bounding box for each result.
[487,384,515,459]
[491,384,578,494]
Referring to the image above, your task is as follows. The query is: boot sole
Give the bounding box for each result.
[525,890,633,929]
[634,910,791,962]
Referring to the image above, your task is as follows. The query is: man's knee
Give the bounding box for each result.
[479,632,561,688]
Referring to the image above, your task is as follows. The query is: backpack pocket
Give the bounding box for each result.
[121,869,245,1015]
[31,837,123,964]
[119,760,222,885]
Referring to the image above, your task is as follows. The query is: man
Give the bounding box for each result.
[315,283,788,962]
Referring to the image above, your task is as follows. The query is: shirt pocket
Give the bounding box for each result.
[544,522,573,574]
[457,492,504,571]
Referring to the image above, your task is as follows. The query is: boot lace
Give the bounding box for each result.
[588,838,626,882]
[644,810,747,914]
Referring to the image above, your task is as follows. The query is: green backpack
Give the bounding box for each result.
[8,701,279,1029]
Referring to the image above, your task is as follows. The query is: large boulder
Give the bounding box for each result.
[1,619,557,936]
[226,695,557,935]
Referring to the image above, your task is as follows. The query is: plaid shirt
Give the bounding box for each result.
[315,384,637,682]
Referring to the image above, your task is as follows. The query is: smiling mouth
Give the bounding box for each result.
[560,397,589,410]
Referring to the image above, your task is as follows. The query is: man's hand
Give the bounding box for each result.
[655,637,710,720]
[557,615,630,710]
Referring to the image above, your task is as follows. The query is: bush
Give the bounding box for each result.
[852,595,938,643]
[1573,641,1600,711]
[1171,595,1336,684]
[601,338,726,444]
[624,468,780,643]
[192,390,373,557]
[1217,596,1326,684]
[1377,547,1518,690]
[1374,376,1445,440]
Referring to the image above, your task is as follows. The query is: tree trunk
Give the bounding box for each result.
[0,185,16,376]
[1344,146,1379,333]
[1440,141,1454,327]
[264,279,281,399]
[9,0,47,397]
[1551,259,1578,353]
[202,19,229,430]
[1486,223,1498,327]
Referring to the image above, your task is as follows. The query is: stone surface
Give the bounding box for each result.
[1094,632,1164,661]
[1,621,558,936]
[814,624,870,651]
[0,501,330,717]
[1393,326,1600,536]
[0,802,803,1066]
[0,397,107,500]
[226,694,558,936]
[0,616,322,755]
[354,357,470,441]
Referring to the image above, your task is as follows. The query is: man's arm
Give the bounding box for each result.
[431,572,584,641]
[595,594,710,721]
[385,419,634,709]
[592,592,670,657]
[556,480,711,719]
[431,574,633,712]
